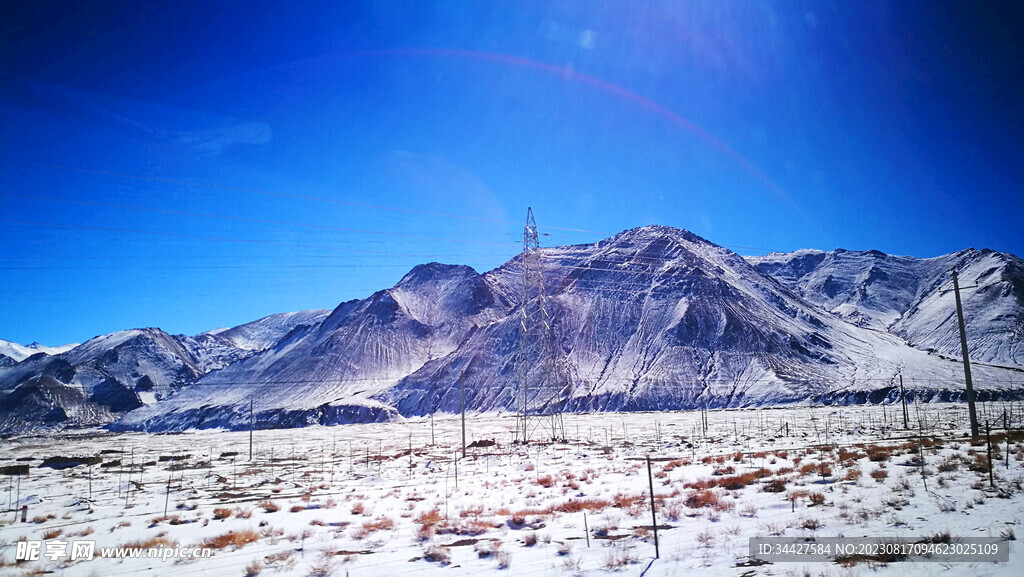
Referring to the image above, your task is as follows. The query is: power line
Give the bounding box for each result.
[0,191,521,248]
[0,219,491,260]
[4,159,598,233]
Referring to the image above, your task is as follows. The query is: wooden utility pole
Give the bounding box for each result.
[952,269,980,437]
[460,370,466,459]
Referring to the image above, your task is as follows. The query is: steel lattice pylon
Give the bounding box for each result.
[514,207,568,443]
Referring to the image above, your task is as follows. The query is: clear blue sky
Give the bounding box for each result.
[2,1,1022,346]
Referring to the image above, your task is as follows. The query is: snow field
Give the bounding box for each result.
[2,402,1024,576]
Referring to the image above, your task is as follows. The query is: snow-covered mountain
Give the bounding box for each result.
[748,248,1024,367]
[114,226,1024,432]
[115,263,511,430]
[203,309,331,351]
[0,339,78,362]
[0,310,331,435]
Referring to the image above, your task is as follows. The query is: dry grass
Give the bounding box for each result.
[536,474,555,488]
[203,529,260,549]
[212,507,232,520]
[556,498,611,513]
[258,500,280,513]
[354,516,395,539]
[351,502,365,515]
[869,468,889,482]
[41,528,62,539]
[112,536,179,554]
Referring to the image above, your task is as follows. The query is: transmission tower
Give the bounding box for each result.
[514,207,568,443]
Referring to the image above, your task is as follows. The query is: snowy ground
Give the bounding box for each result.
[2,402,1024,577]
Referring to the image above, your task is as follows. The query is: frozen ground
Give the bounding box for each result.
[2,402,1024,577]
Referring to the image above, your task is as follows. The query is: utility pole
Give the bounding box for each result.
[952,268,980,437]
[460,370,466,459]
[900,373,909,429]
[249,398,254,461]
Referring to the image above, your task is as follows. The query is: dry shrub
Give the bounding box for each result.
[612,493,645,509]
[602,549,638,568]
[801,517,822,530]
[684,489,720,509]
[762,477,788,493]
[351,502,365,515]
[289,505,305,513]
[496,549,512,569]
[869,468,889,481]
[557,498,611,513]
[712,465,736,476]
[442,518,495,536]
[865,445,893,462]
[42,529,62,540]
[474,539,497,558]
[244,560,262,576]
[356,516,394,539]
[258,500,279,513]
[234,507,252,519]
[423,545,450,564]
[264,551,293,564]
[416,508,443,527]
[522,532,538,547]
[661,502,683,521]
[662,459,690,472]
[838,448,866,463]
[459,505,484,518]
[968,453,990,473]
[798,463,817,476]
[816,463,832,477]
[844,468,863,482]
[203,529,260,549]
[536,475,555,488]
[213,507,232,520]
[808,492,826,506]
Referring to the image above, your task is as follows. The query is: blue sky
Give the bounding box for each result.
[2,1,1022,346]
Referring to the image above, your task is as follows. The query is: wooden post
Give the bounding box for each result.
[646,456,659,558]
[986,421,994,489]
[164,474,171,517]
[583,512,590,548]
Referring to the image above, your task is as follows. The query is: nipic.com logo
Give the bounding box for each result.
[16,539,213,562]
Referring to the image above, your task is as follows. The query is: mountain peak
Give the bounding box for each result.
[397,262,479,287]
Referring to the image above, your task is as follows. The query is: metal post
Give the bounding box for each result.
[953,269,980,437]
[646,456,659,558]
[460,370,466,459]
[900,373,909,429]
